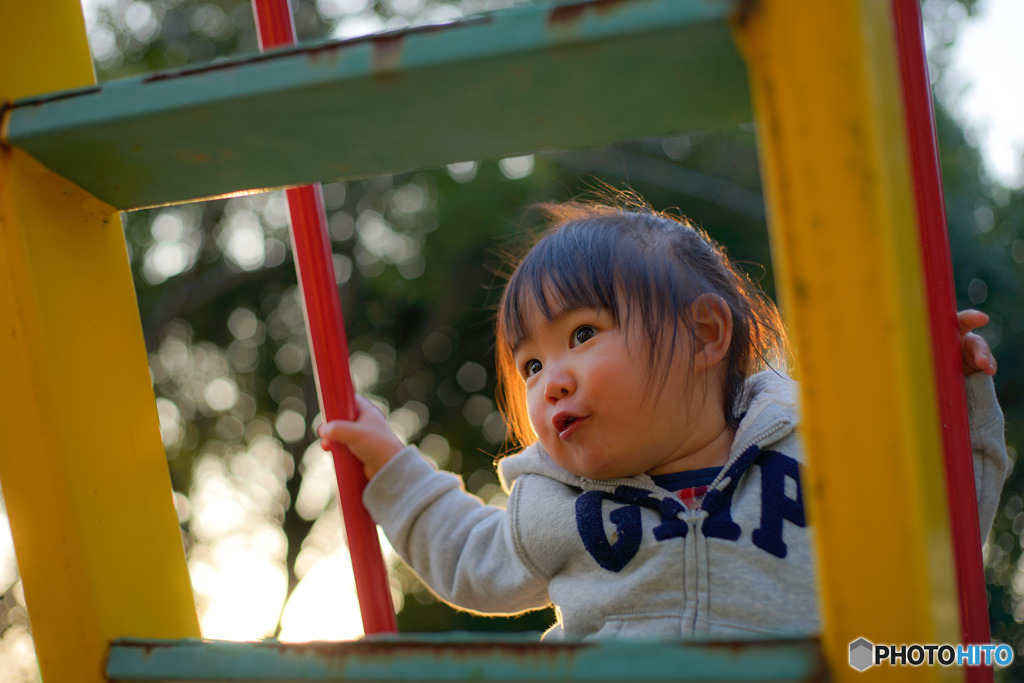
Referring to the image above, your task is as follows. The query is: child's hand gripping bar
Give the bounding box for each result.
[251,0,397,636]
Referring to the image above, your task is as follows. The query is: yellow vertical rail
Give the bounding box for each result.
[734,1,960,681]
[0,4,201,683]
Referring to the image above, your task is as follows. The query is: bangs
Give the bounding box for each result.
[500,227,621,352]
[494,212,695,451]
[498,214,695,360]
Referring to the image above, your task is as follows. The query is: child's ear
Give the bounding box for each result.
[691,294,732,371]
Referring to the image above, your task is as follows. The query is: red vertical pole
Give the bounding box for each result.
[252,0,397,636]
[891,1,991,678]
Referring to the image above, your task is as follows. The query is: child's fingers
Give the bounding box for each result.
[317,418,363,444]
[958,309,990,335]
[956,310,997,376]
[962,332,997,376]
[315,396,405,479]
[353,394,388,419]
[317,396,388,441]
[319,437,352,453]
[318,415,386,444]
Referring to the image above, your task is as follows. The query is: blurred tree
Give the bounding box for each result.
[0,0,1018,680]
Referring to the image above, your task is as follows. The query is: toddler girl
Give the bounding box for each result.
[319,201,1006,639]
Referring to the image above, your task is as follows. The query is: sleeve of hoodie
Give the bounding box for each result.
[362,446,552,615]
[967,373,1008,539]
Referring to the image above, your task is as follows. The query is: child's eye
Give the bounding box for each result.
[523,359,542,378]
[571,325,596,347]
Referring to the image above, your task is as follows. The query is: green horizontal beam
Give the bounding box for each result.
[6,0,749,210]
[107,635,826,682]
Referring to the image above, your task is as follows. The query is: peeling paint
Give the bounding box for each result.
[734,0,760,31]
[371,34,405,75]
[547,0,649,27]
[0,101,12,148]
[108,636,827,681]
[140,15,490,85]
[9,86,102,109]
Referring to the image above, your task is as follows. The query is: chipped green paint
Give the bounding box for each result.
[107,634,826,681]
[6,0,749,210]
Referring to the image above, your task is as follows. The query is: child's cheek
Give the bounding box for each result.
[525,389,548,438]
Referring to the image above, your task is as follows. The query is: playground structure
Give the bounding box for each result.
[0,0,994,681]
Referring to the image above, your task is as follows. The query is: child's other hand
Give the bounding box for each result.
[317,395,405,480]
[959,309,997,377]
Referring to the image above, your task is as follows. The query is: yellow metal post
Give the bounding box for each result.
[734,1,959,681]
[0,4,201,683]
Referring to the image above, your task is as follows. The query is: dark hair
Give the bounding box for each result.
[495,200,789,449]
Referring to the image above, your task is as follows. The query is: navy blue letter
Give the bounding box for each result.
[700,445,762,542]
[751,450,806,558]
[575,491,642,572]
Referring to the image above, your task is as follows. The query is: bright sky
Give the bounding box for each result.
[948,0,1024,188]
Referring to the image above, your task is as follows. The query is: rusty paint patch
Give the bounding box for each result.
[547,0,649,27]
[110,637,827,682]
[9,86,102,110]
[141,15,490,84]
[142,53,280,83]
[351,640,588,660]
[0,100,12,149]
[733,0,761,31]
[371,34,405,74]
[170,637,596,663]
[375,15,491,40]
[687,638,828,681]
[253,637,597,674]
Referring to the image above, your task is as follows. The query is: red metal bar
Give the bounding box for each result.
[252,0,397,636]
[891,0,991,677]
[252,0,296,51]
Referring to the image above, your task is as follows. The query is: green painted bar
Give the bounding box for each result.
[6,0,750,210]
[107,635,826,682]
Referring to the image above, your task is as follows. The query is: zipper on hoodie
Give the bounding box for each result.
[690,421,792,514]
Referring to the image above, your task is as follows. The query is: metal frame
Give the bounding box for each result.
[5,0,747,209]
[107,635,826,682]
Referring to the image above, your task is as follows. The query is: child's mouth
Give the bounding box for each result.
[554,413,584,438]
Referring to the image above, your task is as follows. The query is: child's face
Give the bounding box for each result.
[512,302,730,479]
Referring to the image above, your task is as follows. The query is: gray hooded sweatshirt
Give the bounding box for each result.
[363,371,1006,640]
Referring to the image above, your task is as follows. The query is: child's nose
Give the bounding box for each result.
[544,368,575,404]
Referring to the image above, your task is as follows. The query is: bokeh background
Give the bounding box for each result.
[0,0,1021,679]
